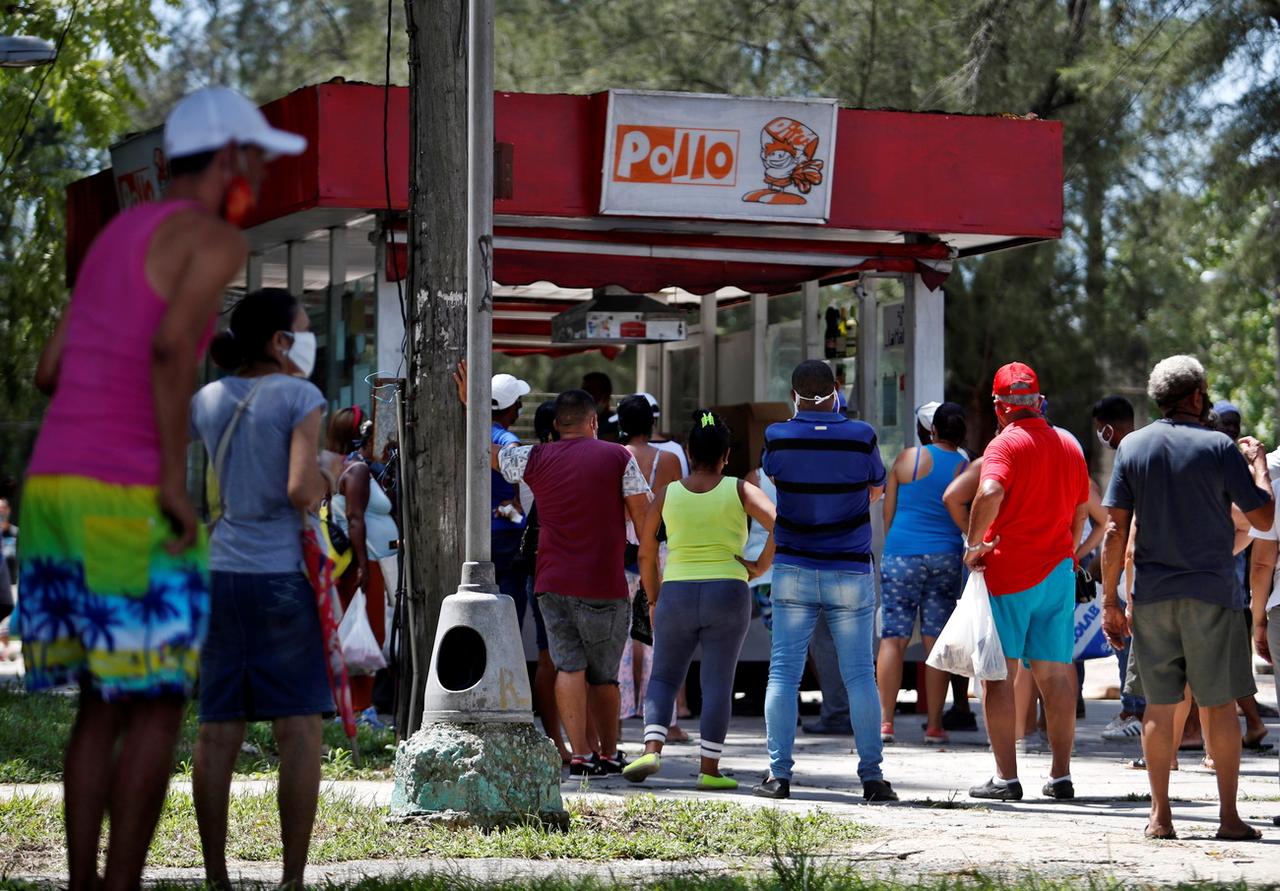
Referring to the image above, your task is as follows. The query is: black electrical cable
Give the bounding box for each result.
[384,0,409,371]
[0,0,79,186]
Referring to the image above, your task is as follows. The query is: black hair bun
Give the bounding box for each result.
[208,330,243,372]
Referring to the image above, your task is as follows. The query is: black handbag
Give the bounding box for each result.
[1074,566,1098,604]
[322,496,352,555]
[630,585,653,646]
[516,503,540,574]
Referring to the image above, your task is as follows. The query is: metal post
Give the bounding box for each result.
[246,253,263,292]
[463,0,495,572]
[857,280,877,422]
[286,240,304,297]
[802,280,821,359]
[699,293,718,406]
[751,292,768,401]
[328,227,347,407]
[903,272,945,414]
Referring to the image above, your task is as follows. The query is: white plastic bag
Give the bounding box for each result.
[926,571,1007,681]
[338,588,387,676]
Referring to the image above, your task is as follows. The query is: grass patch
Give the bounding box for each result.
[0,791,868,873]
[0,690,394,784]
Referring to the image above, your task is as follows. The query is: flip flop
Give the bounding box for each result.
[1214,826,1263,841]
[1144,825,1177,840]
[1128,757,1178,771]
[1243,737,1275,753]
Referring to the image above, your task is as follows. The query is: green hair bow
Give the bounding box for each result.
[700,411,715,428]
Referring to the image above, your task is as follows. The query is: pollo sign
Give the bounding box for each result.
[601,90,838,224]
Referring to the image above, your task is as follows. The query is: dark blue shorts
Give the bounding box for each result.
[200,571,334,722]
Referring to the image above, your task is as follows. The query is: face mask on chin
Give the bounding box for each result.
[283,331,317,378]
[1096,425,1114,449]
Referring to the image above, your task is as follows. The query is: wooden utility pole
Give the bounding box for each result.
[399,0,468,735]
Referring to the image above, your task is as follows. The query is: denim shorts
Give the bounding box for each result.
[879,552,962,639]
[536,591,628,685]
[200,571,334,722]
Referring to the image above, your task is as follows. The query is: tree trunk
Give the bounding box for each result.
[398,0,468,736]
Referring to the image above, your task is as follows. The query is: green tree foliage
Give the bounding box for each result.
[0,0,167,493]
[3,0,1279,485]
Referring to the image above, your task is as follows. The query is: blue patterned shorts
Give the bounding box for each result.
[879,552,962,639]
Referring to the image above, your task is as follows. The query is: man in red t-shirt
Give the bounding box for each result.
[497,389,651,777]
[964,362,1089,803]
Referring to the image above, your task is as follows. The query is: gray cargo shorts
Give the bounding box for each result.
[1129,597,1256,707]
[536,591,629,685]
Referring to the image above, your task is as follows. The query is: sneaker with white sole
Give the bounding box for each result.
[1101,714,1142,740]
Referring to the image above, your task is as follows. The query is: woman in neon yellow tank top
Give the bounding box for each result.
[624,410,776,790]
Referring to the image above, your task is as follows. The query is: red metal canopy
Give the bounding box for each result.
[66,82,1063,300]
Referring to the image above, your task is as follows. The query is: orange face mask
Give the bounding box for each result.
[221,176,254,227]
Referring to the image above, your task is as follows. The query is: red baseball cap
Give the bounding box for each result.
[992,362,1040,403]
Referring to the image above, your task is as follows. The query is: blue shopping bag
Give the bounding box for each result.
[1072,596,1113,660]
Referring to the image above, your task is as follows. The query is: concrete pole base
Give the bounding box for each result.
[390,720,568,830]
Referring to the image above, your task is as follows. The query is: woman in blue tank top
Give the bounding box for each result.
[877,402,969,745]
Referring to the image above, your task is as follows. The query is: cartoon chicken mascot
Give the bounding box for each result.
[742,116,825,206]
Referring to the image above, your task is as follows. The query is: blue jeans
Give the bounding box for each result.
[491,528,528,629]
[765,564,883,782]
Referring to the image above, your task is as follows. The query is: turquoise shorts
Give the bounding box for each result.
[988,558,1074,664]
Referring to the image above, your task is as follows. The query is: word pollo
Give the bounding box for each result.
[613,125,739,186]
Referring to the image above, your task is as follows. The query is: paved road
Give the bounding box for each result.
[4,657,1279,885]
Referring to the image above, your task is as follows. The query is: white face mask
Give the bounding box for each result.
[284,331,317,378]
[794,387,839,416]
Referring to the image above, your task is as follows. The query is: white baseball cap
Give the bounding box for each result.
[492,373,531,411]
[915,401,941,429]
[609,391,660,424]
[164,87,307,161]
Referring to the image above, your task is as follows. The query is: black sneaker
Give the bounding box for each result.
[941,708,979,732]
[863,779,898,802]
[1042,778,1075,800]
[968,778,1023,801]
[598,751,627,774]
[753,776,791,799]
[569,755,605,777]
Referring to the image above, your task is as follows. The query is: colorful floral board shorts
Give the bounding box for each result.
[18,475,209,700]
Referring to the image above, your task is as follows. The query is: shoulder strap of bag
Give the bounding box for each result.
[212,376,269,524]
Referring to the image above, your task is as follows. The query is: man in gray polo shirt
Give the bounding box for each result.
[1101,355,1273,841]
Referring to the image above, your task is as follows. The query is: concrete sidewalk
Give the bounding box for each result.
[5,674,1280,887]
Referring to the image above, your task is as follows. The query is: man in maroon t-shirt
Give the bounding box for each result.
[964,362,1089,803]
[497,389,651,777]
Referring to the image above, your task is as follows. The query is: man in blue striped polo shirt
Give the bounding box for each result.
[753,360,897,802]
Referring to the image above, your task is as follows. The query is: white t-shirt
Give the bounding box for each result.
[651,439,689,478]
[1247,474,1280,612]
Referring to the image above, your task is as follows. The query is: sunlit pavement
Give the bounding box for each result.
[4,653,1279,885]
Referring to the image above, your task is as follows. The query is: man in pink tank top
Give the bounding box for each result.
[20,88,304,891]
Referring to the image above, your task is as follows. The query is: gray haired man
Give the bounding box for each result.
[1101,355,1274,841]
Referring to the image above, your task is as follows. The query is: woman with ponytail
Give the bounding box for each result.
[189,288,331,889]
[623,410,776,790]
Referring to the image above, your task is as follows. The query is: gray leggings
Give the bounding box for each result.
[644,578,752,762]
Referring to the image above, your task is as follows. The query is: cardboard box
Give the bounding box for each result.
[710,402,793,478]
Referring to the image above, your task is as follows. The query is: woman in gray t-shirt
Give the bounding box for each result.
[189,288,330,890]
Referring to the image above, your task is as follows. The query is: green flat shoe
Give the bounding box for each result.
[697,773,738,791]
[622,752,661,783]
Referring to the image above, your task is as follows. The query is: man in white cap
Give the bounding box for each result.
[492,373,533,626]
[19,86,304,891]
